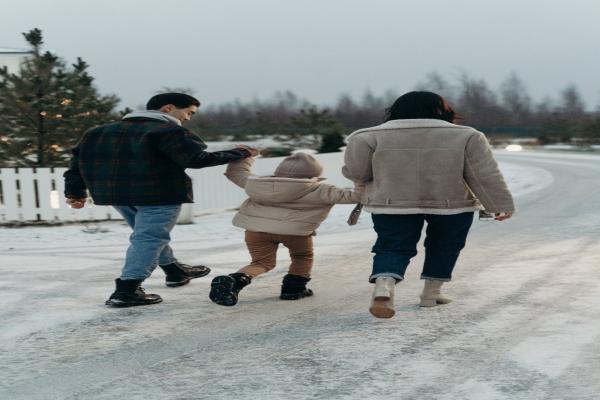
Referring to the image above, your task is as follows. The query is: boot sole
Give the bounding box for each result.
[165,268,211,287]
[280,289,314,300]
[165,278,191,288]
[209,276,238,306]
[369,297,395,319]
[105,298,163,307]
[419,298,452,307]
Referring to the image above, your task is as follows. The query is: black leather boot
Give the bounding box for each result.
[105,278,162,307]
[159,262,211,287]
[280,274,314,300]
[209,273,252,306]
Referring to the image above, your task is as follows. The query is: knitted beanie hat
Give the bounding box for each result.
[273,152,324,179]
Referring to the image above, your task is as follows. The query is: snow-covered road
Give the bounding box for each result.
[1,151,599,400]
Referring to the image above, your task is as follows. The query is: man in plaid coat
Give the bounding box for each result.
[64,93,258,307]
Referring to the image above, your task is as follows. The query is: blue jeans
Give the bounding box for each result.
[370,212,474,283]
[113,205,181,280]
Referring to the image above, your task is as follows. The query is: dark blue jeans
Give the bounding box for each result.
[370,212,474,283]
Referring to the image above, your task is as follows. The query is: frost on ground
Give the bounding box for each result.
[1,152,599,400]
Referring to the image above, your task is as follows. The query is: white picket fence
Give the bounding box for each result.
[0,152,351,224]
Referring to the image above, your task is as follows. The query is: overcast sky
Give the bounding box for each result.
[1,0,598,110]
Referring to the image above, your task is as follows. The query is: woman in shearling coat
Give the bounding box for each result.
[209,152,362,306]
[342,91,515,319]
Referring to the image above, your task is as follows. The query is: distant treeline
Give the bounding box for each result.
[13,27,597,167]
[186,72,600,144]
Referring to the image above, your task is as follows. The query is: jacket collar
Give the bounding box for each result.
[346,119,461,141]
[378,119,457,129]
[122,110,181,126]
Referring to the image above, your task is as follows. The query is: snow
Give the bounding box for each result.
[542,144,578,150]
[494,161,553,198]
[1,152,599,399]
[0,48,31,53]
[0,160,550,252]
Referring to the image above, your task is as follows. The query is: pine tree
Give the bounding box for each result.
[289,106,344,150]
[318,128,346,153]
[0,28,120,167]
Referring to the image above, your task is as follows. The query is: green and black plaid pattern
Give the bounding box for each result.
[64,117,250,205]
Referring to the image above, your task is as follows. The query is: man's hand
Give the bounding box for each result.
[66,198,86,209]
[494,211,513,221]
[236,144,260,157]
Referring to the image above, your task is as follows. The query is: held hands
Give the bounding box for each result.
[66,198,86,209]
[236,144,260,157]
[353,181,366,193]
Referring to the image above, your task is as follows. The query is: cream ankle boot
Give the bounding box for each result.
[420,279,452,307]
[369,276,396,318]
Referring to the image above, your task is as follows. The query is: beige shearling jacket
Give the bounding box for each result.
[342,119,515,215]
[225,158,362,236]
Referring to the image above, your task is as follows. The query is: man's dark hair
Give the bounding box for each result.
[146,93,201,110]
[385,91,457,123]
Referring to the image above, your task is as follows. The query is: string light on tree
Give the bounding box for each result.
[0,28,121,167]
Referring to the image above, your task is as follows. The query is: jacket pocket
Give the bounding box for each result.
[371,148,471,203]
[420,149,468,198]
[371,149,418,200]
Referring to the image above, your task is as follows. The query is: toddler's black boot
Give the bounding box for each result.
[209,273,252,306]
[280,274,314,300]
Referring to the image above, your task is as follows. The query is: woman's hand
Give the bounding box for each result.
[66,198,86,209]
[494,211,513,221]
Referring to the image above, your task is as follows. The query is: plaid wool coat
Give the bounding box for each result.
[63,117,250,205]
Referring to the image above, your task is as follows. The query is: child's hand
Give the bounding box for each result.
[353,182,366,191]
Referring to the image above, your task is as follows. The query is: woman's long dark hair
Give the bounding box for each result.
[384,91,457,123]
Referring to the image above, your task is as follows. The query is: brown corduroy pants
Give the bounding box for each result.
[237,230,314,278]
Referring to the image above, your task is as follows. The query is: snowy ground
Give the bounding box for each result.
[1,151,599,399]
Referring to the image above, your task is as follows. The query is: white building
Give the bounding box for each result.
[0,48,32,74]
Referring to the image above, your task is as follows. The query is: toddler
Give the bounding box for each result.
[209,152,362,306]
